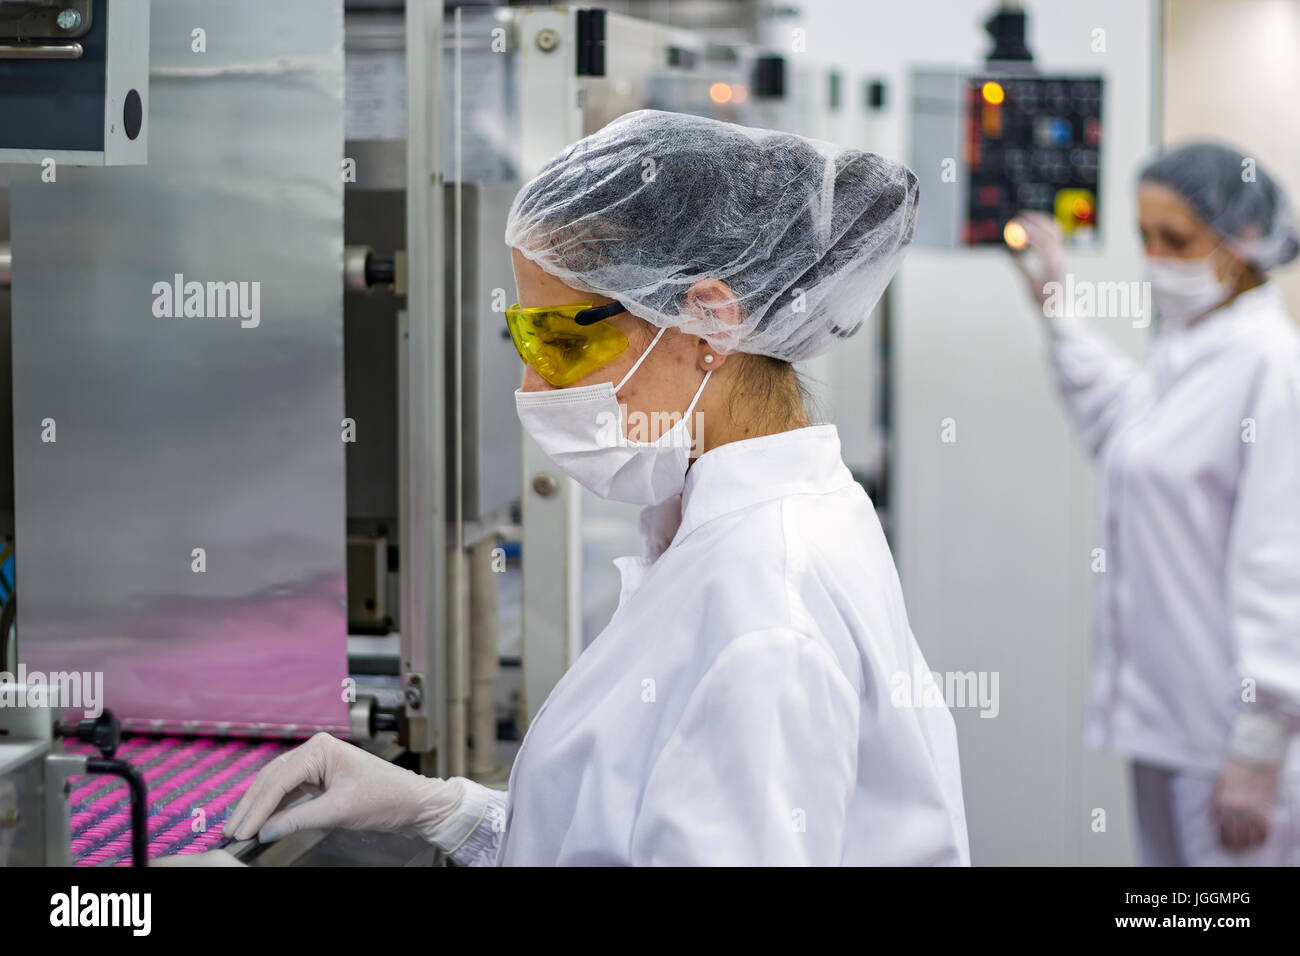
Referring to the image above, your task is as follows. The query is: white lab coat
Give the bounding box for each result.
[1131,762,1300,866]
[1048,282,1300,772]
[447,424,970,865]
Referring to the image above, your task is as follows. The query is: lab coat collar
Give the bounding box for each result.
[677,423,854,549]
[1152,281,1280,353]
[612,425,854,605]
[1148,281,1282,385]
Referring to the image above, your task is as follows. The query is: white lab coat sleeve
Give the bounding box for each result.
[1228,352,1300,731]
[1045,314,1141,455]
[628,627,860,865]
[426,778,508,867]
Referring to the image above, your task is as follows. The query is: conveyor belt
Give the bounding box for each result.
[64,736,292,866]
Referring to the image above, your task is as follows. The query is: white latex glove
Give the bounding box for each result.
[1211,756,1280,851]
[224,732,462,845]
[1005,210,1066,311]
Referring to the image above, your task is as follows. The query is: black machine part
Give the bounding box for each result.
[985,4,1033,64]
[68,710,149,866]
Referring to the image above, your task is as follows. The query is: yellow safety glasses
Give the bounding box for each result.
[504,300,629,387]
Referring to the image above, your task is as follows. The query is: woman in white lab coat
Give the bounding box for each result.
[225,110,970,866]
[1012,143,1300,865]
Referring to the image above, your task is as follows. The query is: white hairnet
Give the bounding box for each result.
[1140,142,1300,271]
[504,109,919,362]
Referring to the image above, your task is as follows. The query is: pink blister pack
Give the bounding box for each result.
[63,735,291,866]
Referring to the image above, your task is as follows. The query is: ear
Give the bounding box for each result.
[684,278,741,327]
[1215,243,1250,284]
[683,279,740,372]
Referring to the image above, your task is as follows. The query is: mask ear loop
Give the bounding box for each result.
[614,325,668,392]
[679,365,713,457]
[612,324,713,451]
[683,367,712,416]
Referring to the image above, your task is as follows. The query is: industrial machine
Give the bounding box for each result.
[909,2,1105,249]
[0,691,148,867]
[1,0,415,866]
[911,69,1103,248]
[0,686,79,867]
[0,0,150,166]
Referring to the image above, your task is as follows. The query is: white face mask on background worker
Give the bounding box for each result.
[1142,243,1242,329]
[1133,167,1290,330]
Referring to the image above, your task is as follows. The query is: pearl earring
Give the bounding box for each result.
[703,354,714,364]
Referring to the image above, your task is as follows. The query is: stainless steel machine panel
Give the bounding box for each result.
[0,747,46,866]
[447,182,523,524]
[9,0,349,737]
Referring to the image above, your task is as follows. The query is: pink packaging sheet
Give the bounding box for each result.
[63,735,293,866]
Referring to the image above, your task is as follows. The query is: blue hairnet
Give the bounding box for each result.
[505,109,919,362]
[1139,142,1300,271]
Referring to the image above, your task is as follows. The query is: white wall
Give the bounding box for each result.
[766,0,1159,864]
[1163,0,1300,316]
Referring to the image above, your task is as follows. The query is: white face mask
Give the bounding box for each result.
[515,326,712,506]
[1143,247,1238,329]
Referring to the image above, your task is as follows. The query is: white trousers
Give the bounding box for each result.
[1131,762,1300,866]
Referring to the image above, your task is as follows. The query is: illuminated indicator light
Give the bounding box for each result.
[731,85,748,103]
[1004,220,1028,249]
[981,81,1005,105]
[710,83,732,104]
[982,105,1003,139]
[1054,188,1097,235]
